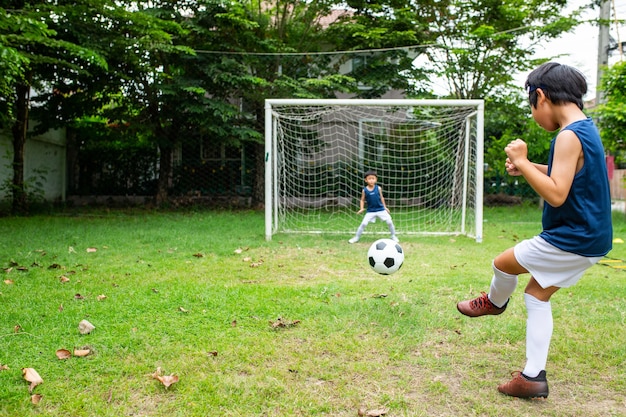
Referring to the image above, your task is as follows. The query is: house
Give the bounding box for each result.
[0,127,66,203]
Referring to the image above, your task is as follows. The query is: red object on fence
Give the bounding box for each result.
[606,155,615,180]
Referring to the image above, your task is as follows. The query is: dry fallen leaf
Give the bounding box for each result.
[4,279,14,285]
[86,247,97,253]
[56,349,72,360]
[269,317,301,329]
[22,368,43,392]
[60,275,70,283]
[73,348,91,357]
[97,294,107,301]
[0,364,9,371]
[193,253,204,258]
[31,394,43,404]
[152,367,179,389]
[78,319,95,334]
[178,307,188,313]
[156,374,179,388]
[358,408,388,417]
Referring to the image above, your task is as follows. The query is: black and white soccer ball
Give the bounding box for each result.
[367,238,404,275]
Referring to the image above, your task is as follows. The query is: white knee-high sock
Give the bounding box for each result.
[386,220,396,236]
[354,223,366,238]
[523,293,553,378]
[488,262,518,308]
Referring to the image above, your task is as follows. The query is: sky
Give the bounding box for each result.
[520,0,626,101]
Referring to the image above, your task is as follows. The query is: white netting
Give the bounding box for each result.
[265,100,483,241]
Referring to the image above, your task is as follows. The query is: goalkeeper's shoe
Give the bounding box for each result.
[348,237,359,244]
[457,292,508,317]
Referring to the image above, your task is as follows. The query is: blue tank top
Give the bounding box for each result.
[539,118,612,257]
[364,184,385,212]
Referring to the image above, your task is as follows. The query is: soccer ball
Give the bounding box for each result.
[367,239,404,275]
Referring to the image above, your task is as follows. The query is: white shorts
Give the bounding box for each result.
[362,210,392,225]
[513,236,602,288]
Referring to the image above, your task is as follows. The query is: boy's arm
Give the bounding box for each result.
[534,163,548,175]
[505,133,580,207]
[378,186,390,212]
[357,190,366,213]
[506,159,547,176]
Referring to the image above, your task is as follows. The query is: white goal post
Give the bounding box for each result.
[265,99,484,242]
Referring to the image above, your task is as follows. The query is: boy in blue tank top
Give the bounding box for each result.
[457,62,612,399]
[348,170,398,243]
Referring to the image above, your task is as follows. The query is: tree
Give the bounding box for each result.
[182,0,358,203]
[595,61,626,166]
[424,0,582,99]
[0,1,107,214]
[324,0,437,98]
[411,0,589,202]
[4,0,583,207]
[0,8,50,119]
[94,0,196,204]
[2,0,190,209]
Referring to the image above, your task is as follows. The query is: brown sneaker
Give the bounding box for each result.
[498,371,549,399]
[457,292,508,317]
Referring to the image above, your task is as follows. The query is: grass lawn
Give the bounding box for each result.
[0,206,624,416]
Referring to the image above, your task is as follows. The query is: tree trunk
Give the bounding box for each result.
[155,144,172,205]
[252,104,265,208]
[253,142,265,207]
[65,127,80,195]
[11,81,30,215]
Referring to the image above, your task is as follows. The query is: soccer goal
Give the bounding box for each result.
[265,99,484,242]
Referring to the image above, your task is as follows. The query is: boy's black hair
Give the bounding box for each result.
[364,170,378,179]
[525,62,587,110]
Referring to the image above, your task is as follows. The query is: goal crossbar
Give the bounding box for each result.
[265,99,484,242]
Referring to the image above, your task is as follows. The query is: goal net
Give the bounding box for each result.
[264,99,484,242]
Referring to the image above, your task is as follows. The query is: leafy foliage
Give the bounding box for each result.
[325,0,435,98]
[0,8,54,123]
[424,0,580,99]
[0,0,592,208]
[595,61,626,166]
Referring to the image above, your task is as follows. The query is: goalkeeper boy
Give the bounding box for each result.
[349,170,399,243]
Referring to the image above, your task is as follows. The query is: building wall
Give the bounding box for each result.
[0,127,66,202]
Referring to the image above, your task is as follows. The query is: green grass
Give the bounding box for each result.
[0,207,624,416]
